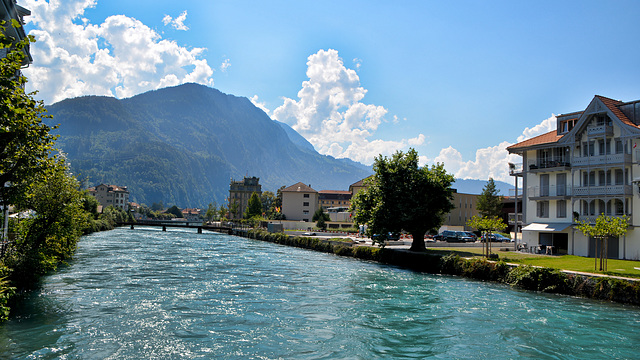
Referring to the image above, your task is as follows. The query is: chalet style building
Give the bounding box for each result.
[228,177,262,219]
[88,184,130,211]
[0,0,31,68]
[508,95,640,259]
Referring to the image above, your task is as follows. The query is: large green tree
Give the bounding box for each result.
[476,178,502,218]
[351,149,455,251]
[0,21,57,207]
[244,192,262,219]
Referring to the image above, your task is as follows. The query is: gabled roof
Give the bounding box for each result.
[281,182,317,193]
[507,130,564,153]
[349,175,373,188]
[595,95,634,127]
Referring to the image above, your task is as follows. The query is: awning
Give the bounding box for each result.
[522,223,572,232]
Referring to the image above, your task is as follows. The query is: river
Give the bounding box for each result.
[1,227,639,359]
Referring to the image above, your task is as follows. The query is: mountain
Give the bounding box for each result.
[45,83,373,207]
[452,178,516,196]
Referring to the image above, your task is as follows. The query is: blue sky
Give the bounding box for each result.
[21,0,640,183]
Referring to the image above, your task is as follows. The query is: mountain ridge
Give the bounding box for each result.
[45,83,373,207]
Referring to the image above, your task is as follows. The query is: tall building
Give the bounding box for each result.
[228,177,262,219]
[508,95,640,259]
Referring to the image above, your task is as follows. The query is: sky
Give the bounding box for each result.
[19,0,640,183]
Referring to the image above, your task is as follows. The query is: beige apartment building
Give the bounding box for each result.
[281,182,319,222]
[88,184,130,211]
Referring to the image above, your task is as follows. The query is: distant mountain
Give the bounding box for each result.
[453,178,516,196]
[46,83,373,207]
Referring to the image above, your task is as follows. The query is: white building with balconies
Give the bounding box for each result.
[508,95,640,259]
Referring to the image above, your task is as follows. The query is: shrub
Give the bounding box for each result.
[506,265,568,293]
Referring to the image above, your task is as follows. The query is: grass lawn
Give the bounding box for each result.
[429,247,640,279]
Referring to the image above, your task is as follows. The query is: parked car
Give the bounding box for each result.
[455,231,474,243]
[387,232,401,241]
[481,233,512,242]
[302,232,316,236]
[436,230,472,242]
[462,231,478,242]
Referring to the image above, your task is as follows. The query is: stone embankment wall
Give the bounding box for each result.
[244,229,640,306]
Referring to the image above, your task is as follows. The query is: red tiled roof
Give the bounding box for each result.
[507,130,563,152]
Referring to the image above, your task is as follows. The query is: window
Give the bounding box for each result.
[615,169,624,185]
[537,201,549,218]
[557,200,567,218]
[303,194,310,198]
[303,210,309,215]
[303,202,309,206]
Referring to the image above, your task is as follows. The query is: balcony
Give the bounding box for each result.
[527,159,570,172]
[574,214,630,224]
[528,185,572,200]
[572,184,632,197]
[587,125,613,137]
[572,153,631,167]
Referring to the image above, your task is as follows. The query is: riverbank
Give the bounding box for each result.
[243,229,640,306]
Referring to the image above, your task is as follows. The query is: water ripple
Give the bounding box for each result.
[2,228,640,359]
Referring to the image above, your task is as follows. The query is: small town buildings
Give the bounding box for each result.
[442,191,481,231]
[508,95,640,259]
[181,208,202,221]
[281,182,318,222]
[318,190,352,211]
[228,176,262,219]
[88,184,130,211]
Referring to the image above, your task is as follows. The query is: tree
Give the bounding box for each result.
[165,205,182,218]
[351,149,455,251]
[10,160,88,288]
[576,214,629,272]
[218,204,228,220]
[476,178,502,218]
[229,199,240,219]
[244,192,262,219]
[151,201,164,211]
[205,202,217,222]
[260,191,276,217]
[466,215,507,257]
[0,21,57,208]
[312,208,330,230]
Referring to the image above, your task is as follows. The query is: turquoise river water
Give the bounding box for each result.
[1,227,640,359]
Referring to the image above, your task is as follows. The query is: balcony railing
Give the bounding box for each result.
[572,184,632,197]
[527,159,570,171]
[587,125,613,136]
[572,153,631,167]
[574,214,630,224]
[528,185,572,198]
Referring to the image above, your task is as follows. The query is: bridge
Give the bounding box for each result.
[118,220,235,234]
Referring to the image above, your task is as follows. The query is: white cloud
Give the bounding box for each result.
[163,10,189,31]
[22,0,213,104]
[220,58,231,72]
[517,114,557,142]
[250,95,270,116]
[433,115,556,183]
[272,49,424,164]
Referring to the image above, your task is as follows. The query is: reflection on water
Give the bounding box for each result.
[1,227,640,359]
